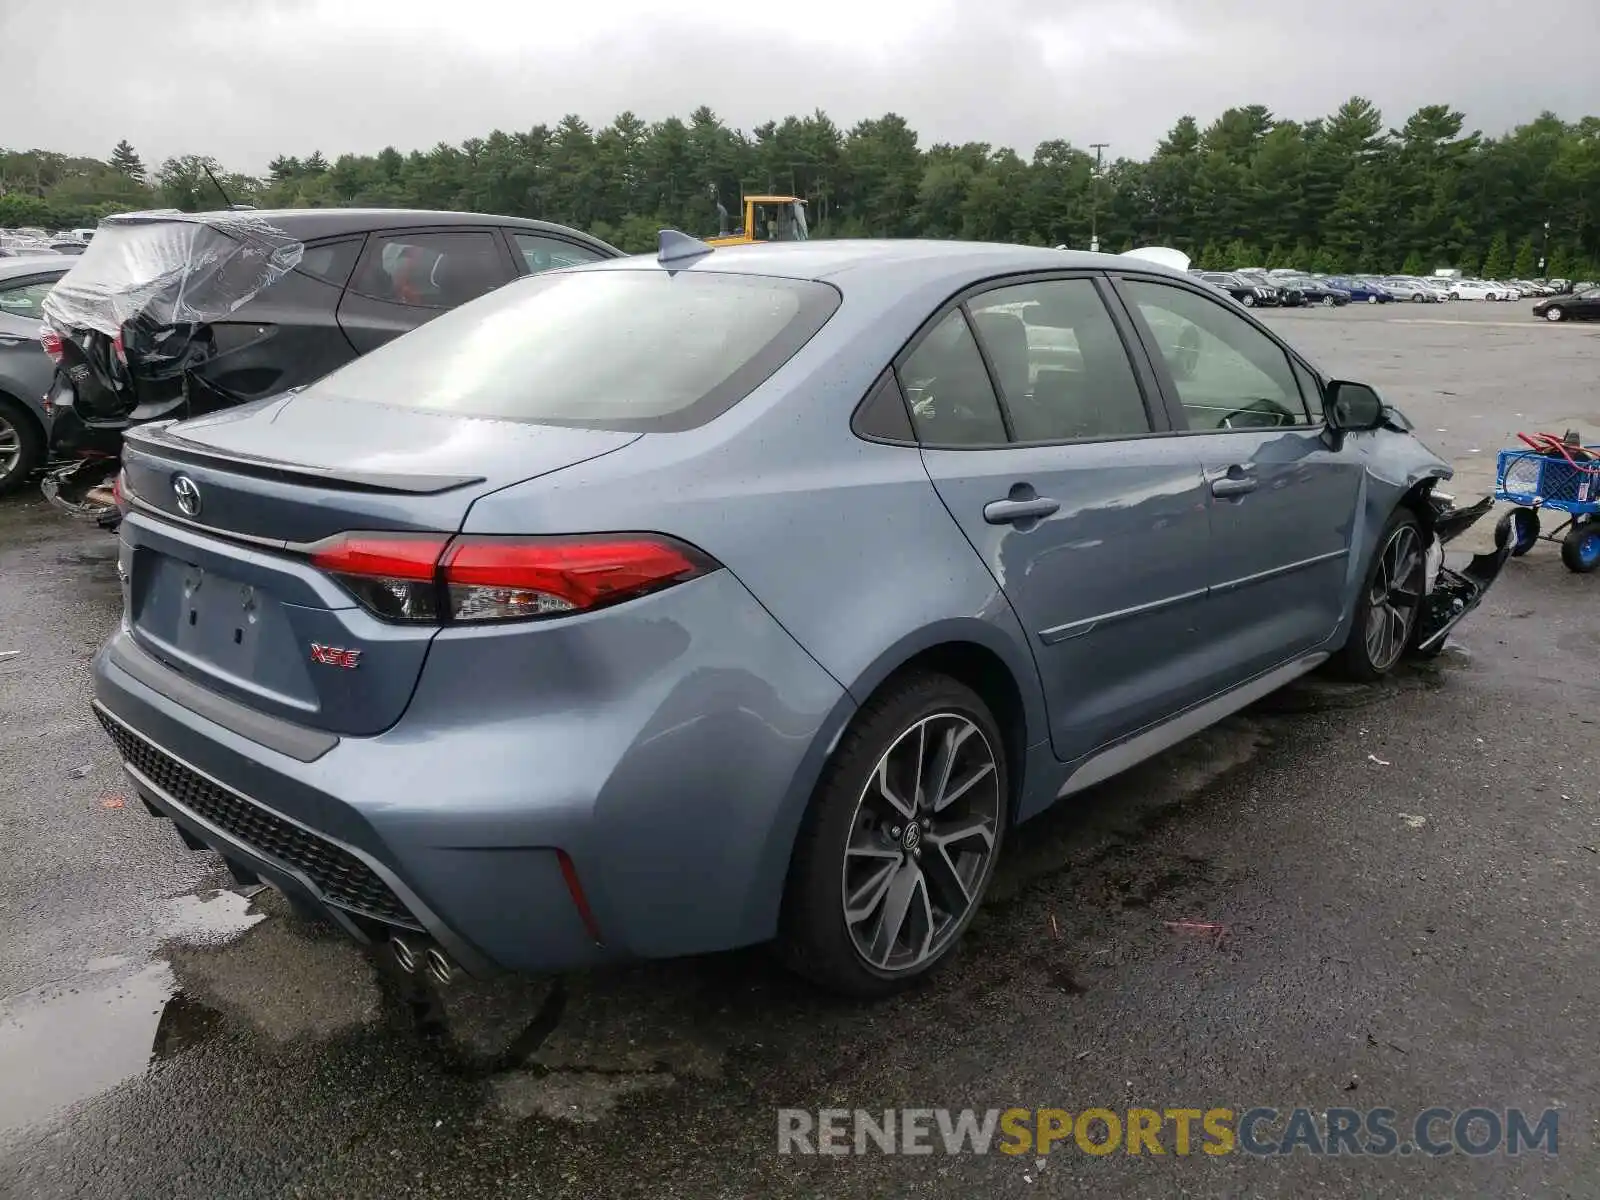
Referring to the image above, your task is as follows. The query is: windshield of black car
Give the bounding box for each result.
[305,268,841,431]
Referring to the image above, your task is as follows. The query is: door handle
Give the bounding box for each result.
[983,496,1060,524]
[1210,472,1258,498]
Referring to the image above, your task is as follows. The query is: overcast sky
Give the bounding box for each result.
[5,0,1599,173]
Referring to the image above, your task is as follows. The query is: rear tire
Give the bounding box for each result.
[0,397,44,497]
[1335,510,1426,682]
[1240,294,1255,307]
[1322,295,1336,308]
[1367,295,1379,304]
[778,672,1008,997]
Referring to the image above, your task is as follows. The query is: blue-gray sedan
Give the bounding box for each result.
[91,236,1505,995]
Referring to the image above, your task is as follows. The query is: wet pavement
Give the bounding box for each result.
[1,305,1598,1197]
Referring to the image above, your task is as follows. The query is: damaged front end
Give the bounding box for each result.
[41,210,303,457]
[1412,490,1511,654]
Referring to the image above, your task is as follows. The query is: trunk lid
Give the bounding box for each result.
[119,397,640,736]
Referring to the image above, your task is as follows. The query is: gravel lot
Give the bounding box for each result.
[1,300,1597,1198]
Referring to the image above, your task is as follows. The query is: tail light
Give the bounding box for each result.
[307,532,718,624]
[112,331,126,365]
[41,328,62,363]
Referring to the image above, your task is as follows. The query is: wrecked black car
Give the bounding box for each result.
[40,207,622,513]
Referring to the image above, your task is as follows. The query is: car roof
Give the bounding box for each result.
[0,255,70,281]
[582,238,1186,290]
[99,208,614,247]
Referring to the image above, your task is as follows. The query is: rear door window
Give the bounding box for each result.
[349,231,513,309]
[311,268,840,431]
[967,278,1152,441]
[897,309,1008,446]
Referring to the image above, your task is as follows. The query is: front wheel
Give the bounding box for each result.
[1413,293,1425,303]
[1322,295,1336,308]
[1240,294,1255,307]
[1562,521,1600,573]
[1335,511,1426,681]
[779,673,1008,996]
[1545,307,1564,322]
[1366,295,1378,304]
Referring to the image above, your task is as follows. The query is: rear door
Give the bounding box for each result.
[195,236,365,403]
[337,227,519,354]
[1113,273,1361,688]
[909,273,1217,765]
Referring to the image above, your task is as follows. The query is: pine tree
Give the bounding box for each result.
[304,151,328,174]
[109,139,145,181]
[1512,236,1537,278]
[1311,246,1343,274]
[1224,238,1250,267]
[1401,249,1426,275]
[1548,245,1572,278]
[1481,231,1511,279]
[1265,243,1286,269]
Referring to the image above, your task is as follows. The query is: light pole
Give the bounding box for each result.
[1541,219,1551,279]
[1089,142,1108,252]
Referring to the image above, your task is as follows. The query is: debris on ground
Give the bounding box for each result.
[1164,920,1229,947]
[100,795,125,809]
[68,763,92,779]
[1398,813,1427,829]
[1368,753,1391,766]
[0,650,18,660]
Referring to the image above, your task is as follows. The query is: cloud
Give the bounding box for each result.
[3,0,1597,172]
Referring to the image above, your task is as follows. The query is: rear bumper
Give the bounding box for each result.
[93,567,853,975]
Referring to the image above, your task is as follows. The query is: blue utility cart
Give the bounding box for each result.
[1494,436,1600,573]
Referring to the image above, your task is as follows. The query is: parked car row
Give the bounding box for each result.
[1192,265,1576,308]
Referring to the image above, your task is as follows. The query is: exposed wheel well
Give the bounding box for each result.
[871,641,1029,817]
[1397,478,1441,537]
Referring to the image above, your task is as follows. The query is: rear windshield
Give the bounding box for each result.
[308,268,841,431]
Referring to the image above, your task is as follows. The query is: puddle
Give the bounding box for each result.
[0,891,264,1143]
[0,962,177,1140]
[155,888,266,946]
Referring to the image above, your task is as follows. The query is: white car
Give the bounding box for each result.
[1489,281,1522,300]
[1449,280,1502,300]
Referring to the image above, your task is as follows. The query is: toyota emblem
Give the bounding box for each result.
[172,474,202,517]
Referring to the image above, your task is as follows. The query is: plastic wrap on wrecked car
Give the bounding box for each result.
[41,210,304,337]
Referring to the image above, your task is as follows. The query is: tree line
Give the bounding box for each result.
[3,97,1600,278]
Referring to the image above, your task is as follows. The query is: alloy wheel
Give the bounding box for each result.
[841,713,1001,974]
[1364,524,1425,672]
[0,413,20,482]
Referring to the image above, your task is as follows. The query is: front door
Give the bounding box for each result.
[1115,276,1362,689]
[907,275,1216,766]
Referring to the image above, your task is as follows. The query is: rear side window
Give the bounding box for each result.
[349,231,510,309]
[296,238,361,286]
[308,269,840,431]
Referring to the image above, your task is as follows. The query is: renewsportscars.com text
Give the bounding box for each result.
[777,1106,1560,1157]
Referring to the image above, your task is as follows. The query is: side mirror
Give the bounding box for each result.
[1324,379,1385,432]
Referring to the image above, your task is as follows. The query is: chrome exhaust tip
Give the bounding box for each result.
[391,936,418,974]
[424,947,454,986]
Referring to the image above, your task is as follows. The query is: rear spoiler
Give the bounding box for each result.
[125,420,485,496]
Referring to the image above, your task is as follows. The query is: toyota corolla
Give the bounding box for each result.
[94,235,1506,996]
